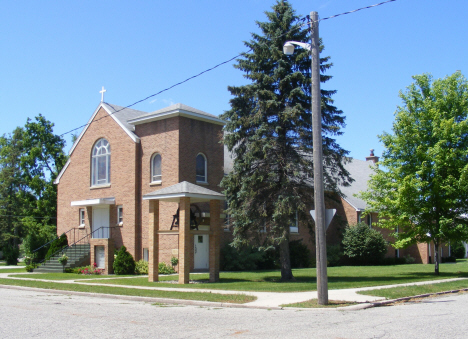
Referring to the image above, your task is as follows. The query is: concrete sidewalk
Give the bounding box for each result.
[1,271,466,308]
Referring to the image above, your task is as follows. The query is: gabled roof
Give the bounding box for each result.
[128,103,225,126]
[67,102,143,157]
[223,149,375,211]
[143,181,225,202]
[339,158,375,211]
[54,102,145,184]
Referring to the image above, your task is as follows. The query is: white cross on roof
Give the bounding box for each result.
[100,86,107,102]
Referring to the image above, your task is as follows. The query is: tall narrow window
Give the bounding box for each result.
[79,209,85,227]
[290,211,299,233]
[91,138,111,186]
[151,153,162,183]
[196,153,207,183]
[117,206,123,225]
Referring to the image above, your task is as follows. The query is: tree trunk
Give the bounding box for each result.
[279,238,294,281]
[434,240,440,276]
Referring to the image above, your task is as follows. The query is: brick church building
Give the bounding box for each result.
[54,100,435,283]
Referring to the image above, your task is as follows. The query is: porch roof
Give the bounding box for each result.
[143,181,225,203]
[71,198,115,207]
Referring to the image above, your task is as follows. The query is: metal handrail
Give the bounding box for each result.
[38,226,117,265]
[31,227,77,255]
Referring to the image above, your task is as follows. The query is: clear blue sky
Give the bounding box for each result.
[1,0,467,161]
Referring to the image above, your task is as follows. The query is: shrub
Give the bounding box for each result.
[442,256,457,263]
[451,241,466,259]
[327,244,342,267]
[170,256,179,268]
[25,263,39,272]
[75,263,104,275]
[113,246,136,275]
[342,223,388,265]
[220,244,269,271]
[3,243,20,265]
[45,234,68,261]
[289,239,311,268]
[404,254,415,264]
[158,262,175,274]
[135,259,148,275]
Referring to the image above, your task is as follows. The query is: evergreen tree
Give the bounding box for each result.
[221,1,351,280]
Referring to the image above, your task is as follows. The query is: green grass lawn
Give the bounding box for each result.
[9,260,467,292]
[358,280,468,300]
[0,278,255,304]
[0,268,27,273]
[8,272,137,280]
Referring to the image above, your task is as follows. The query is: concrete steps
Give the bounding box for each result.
[34,244,91,273]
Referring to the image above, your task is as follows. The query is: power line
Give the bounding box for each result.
[59,0,397,138]
[59,17,311,138]
[319,0,397,22]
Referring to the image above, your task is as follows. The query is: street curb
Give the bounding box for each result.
[359,288,468,309]
[0,284,282,310]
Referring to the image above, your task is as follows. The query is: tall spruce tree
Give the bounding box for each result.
[221,1,351,281]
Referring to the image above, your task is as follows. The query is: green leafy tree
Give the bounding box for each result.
[360,72,468,275]
[0,115,67,263]
[0,128,29,264]
[221,0,351,280]
[342,223,388,265]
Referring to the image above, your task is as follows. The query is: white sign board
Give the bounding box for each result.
[310,209,336,230]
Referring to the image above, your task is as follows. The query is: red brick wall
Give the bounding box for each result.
[57,107,138,258]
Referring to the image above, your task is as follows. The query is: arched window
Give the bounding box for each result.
[151,153,162,182]
[196,153,207,183]
[91,138,111,186]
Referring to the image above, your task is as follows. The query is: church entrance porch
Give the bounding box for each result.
[143,181,225,284]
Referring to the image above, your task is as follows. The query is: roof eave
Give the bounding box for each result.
[128,110,225,126]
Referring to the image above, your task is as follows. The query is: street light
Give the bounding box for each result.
[283,11,329,305]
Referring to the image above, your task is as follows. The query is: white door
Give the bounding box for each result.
[92,206,110,238]
[95,246,105,268]
[194,234,209,269]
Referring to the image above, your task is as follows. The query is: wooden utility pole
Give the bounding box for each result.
[310,11,328,305]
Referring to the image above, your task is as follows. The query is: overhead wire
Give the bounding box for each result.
[59,0,397,138]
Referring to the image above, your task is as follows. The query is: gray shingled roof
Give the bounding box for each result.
[223,149,374,210]
[340,158,375,210]
[127,103,224,125]
[143,181,224,201]
[102,102,147,132]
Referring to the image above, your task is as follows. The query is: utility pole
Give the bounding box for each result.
[310,11,328,305]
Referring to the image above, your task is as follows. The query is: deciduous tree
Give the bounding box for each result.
[360,72,468,275]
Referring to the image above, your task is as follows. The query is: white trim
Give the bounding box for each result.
[128,109,225,126]
[71,198,115,206]
[143,192,225,201]
[53,159,70,184]
[196,153,207,184]
[341,196,364,212]
[68,103,140,157]
[79,208,85,226]
[150,153,162,183]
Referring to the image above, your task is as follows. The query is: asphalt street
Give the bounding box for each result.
[0,287,466,338]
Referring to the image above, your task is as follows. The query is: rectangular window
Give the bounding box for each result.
[117,206,123,225]
[143,248,149,262]
[290,211,299,233]
[79,209,85,226]
[367,214,372,227]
